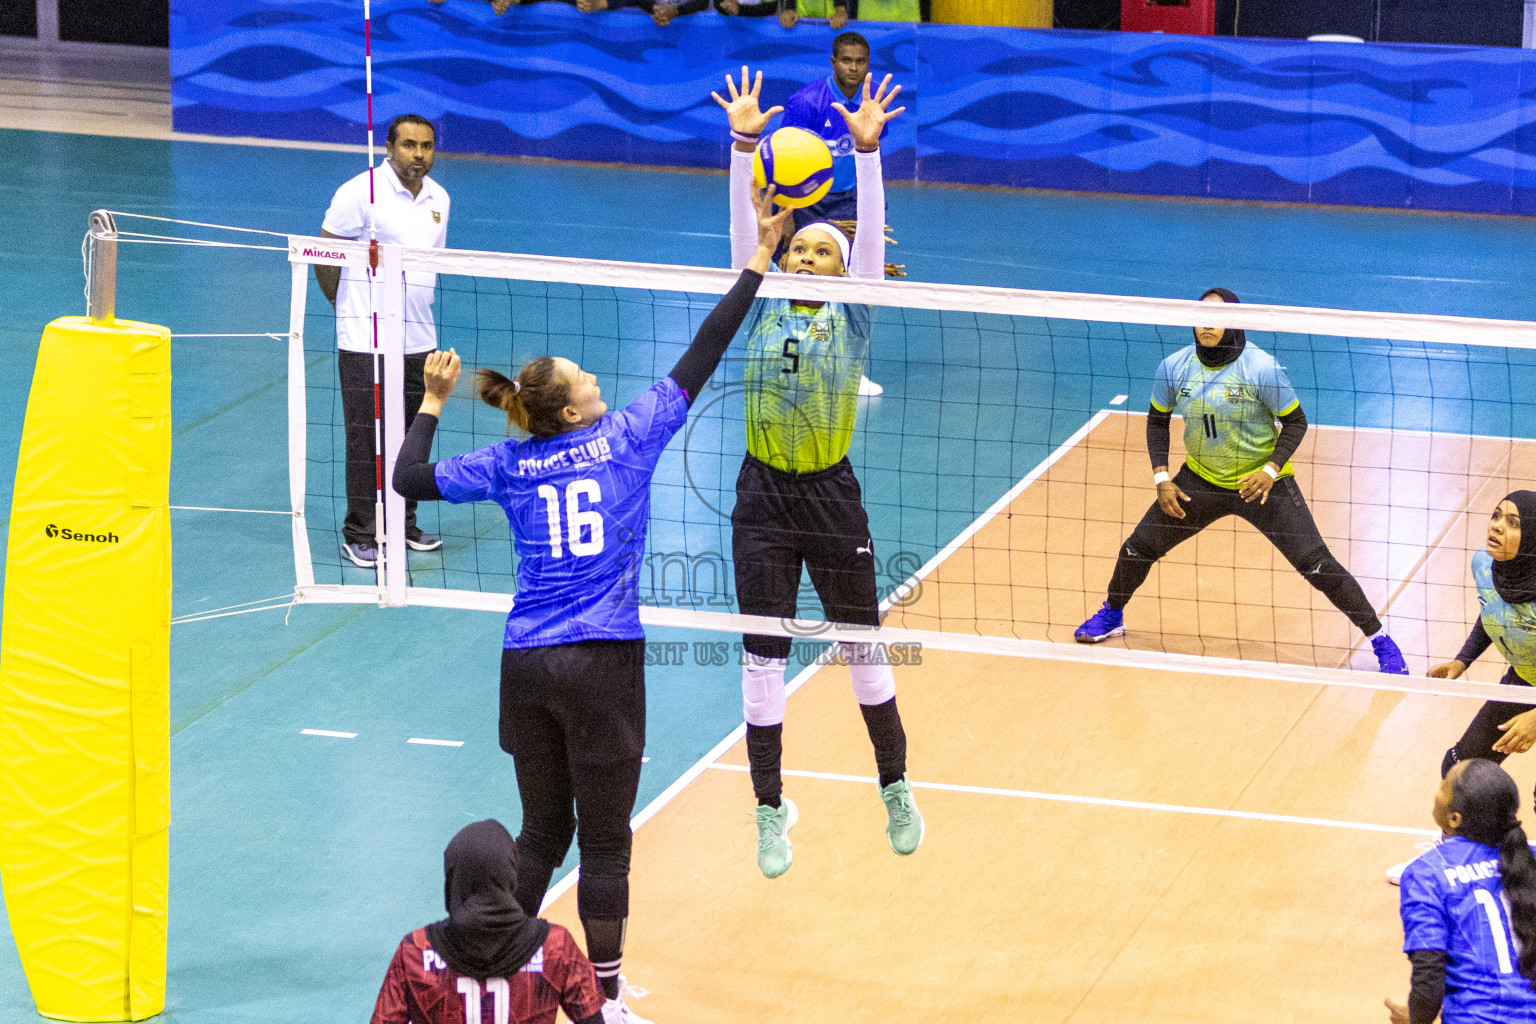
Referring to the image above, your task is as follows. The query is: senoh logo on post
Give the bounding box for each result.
[44,524,120,544]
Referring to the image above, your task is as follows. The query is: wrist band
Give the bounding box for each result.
[1262,464,1279,479]
[730,130,761,144]
[1153,471,1170,485]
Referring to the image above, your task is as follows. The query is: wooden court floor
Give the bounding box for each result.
[539,413,1536,1022]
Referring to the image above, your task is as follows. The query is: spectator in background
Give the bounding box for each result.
[781,32,885,235]
[773,0,848,29]
[572,0,710,24]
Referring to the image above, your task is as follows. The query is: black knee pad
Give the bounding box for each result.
[516,815,576,868]
[1299,548,1345,584]
[744,633,792,661]
[576,822,634,878]
[576,868,630,921]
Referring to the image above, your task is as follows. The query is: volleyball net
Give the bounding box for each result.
[270,232,1536,696]
[75,211,1536,701]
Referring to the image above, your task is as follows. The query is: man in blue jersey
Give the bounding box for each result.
[1073,288,1409,674]
[1392,759,1536,1023]
[780,33,884,235]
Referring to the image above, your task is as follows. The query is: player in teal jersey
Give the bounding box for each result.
[1387,491,1536,886]
[1074,288,1408,674]
[714,66,922,879]
[1429,491,1536,770]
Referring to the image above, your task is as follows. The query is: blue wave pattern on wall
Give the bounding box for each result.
[171,1,918,176]
[171,2,1536,213]
[916,30,1536,212]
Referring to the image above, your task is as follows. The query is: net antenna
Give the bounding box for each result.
[363,0,388,595]
[85,209,117,324]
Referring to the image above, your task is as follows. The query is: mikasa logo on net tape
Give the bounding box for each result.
[292,244,351,261]
[44,524,120,544]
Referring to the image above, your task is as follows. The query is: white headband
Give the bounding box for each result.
[793,222,851,270]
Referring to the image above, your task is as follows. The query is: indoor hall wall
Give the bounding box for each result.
[173,0,1536,215]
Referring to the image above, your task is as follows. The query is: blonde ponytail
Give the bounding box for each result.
[475,358,568,437]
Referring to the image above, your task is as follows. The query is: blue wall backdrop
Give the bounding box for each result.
[172,1,1536,215]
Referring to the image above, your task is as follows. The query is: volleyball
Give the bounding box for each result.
[753,127,834,209]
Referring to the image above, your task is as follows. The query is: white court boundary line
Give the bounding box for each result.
[705,764,1438,838]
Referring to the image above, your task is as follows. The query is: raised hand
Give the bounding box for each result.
[424,348,461,404]
[752,184,793,253]
[712,66,783,140]
[832,73,906,153]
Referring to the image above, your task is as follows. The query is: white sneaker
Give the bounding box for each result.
[600,976,653,1024]
[1387,839,1441,885]
[858,375,883,397]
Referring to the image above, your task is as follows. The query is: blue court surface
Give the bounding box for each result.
[2,125,1536,1023]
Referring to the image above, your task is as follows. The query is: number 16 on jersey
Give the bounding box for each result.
[536,481,605,558]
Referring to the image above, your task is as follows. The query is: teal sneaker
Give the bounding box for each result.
[880,776,924,856]
[755,797,797,879]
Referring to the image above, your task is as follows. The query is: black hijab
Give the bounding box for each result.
[1492,490,1536,606]
[425,820,549,979]
[1193,287,1247,369]
[1449,758,1523,849]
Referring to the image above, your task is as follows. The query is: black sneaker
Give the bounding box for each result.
[406,530,442,552]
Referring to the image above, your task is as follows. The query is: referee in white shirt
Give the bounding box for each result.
[316,113,450,567]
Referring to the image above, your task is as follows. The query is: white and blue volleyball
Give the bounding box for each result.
[753,127,834,209]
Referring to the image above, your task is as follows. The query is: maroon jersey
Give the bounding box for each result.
[370,925,604,1024]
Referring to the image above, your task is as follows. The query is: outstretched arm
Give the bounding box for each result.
[671,187,789,401]
[714,66,783,271]
[834,74,903,281]
[391,349,461,502]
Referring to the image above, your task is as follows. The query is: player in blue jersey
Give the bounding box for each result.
[714,66,922,879]
[391,186,791,1024]
[1388,758,1536,1024]
[779,32,883,234]
[1073,288,1409,674]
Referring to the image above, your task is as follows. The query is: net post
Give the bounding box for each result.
[287,261,315,589]
[86,210,117,325]
[377,243,408,607]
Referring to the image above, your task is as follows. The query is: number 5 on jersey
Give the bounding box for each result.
[536,480,604,558]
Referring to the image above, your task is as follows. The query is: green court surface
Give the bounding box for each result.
[1,126,1535,1022]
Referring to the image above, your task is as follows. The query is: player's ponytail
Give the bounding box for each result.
[1450,759,1536,985]
[1499,820,1536,984]
[475,357,570,438]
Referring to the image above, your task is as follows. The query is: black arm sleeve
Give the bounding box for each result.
[1407,949,1447,1024]
[1146,405,1172,470]
[1268,404,1308,470]
[668,268,764,404]
[1457,619,1493,667]
[391,413,444,502]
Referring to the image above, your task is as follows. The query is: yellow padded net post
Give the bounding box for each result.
[1,314,171,1021]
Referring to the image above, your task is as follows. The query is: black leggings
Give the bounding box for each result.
[1106,465,1382,636]
[500,642,645,922]
[1442,666,1536,776]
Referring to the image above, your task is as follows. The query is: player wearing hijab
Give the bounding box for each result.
[1387,760,1536,1024]
[1073,288,1409,675]
[1386,493,1536,886]
[391,190,790,1022]
[1430,492,1536,769]
[371,820,605,1024]
[712,66,921,880]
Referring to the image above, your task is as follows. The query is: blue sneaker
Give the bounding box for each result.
[1372,633,1408,675]
[1074,601,1124,643]
[341,540,378,568]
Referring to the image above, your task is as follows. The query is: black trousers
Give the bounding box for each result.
[500,640,646,922]
[732,456,880,660]
[338,350,427,544]
[1443,666,1536,776]
[1106,464,1382,636]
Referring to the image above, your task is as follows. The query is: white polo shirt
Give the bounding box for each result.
[321,159,450,354]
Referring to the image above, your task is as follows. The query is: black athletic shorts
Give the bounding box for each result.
[732,455,880,631]
[499,639,646,765]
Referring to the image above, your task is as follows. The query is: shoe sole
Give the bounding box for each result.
[759,797,798,879]
[1074,625,1125,644]
[340,546,377,568]
[405,539,443,552]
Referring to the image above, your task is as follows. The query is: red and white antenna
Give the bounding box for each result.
[364,0,386,584]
